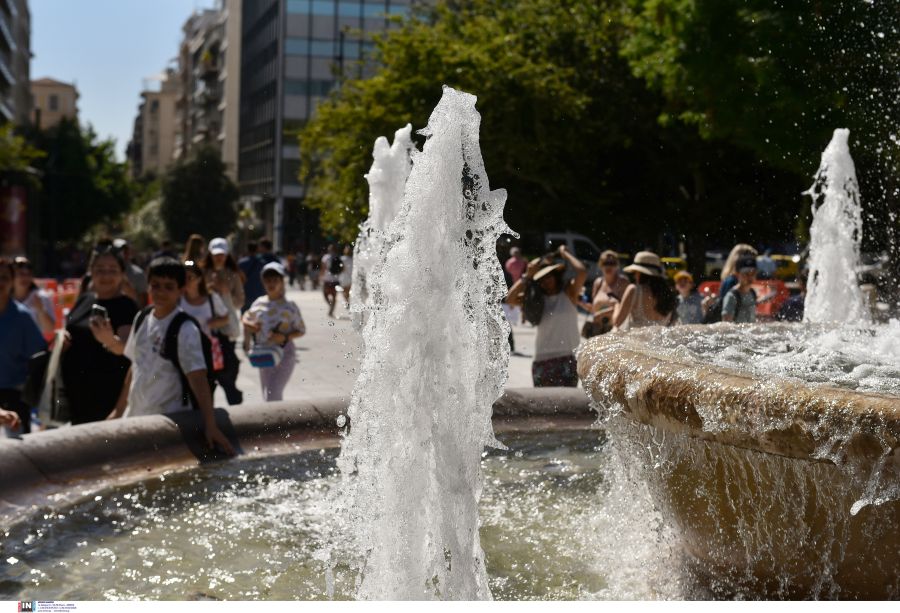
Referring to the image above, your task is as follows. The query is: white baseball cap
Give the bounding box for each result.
[209,237,229,255]
[261,261,286,278]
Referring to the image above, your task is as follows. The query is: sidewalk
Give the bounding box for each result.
[216,286,544,406]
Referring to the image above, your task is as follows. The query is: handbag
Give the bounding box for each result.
[36,329,71,426]
[248,343,283,368]
[209,334,225,371]
[216,291,241,340]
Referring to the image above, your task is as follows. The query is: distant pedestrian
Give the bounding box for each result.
[64,244,140,425]
[506,246,586,387]
[241,262,306,402]
[591,250,630,315]
[339,245,353,307]
[183,234,206,264]
[504,247,528,281]
[319,244,340,317]
[718,244,758,299]
[151,239,178,262]
[776,268,808,322]
[238,239,279,313]
[757,249,777,280]
[12,257,56,334]
[614,252,678,329]
[308,252,321,290]
[0,258,47,434]
[674,271,704,325]
[295,251,309,290]
[109,257,235,455]
[114,238,149,306]
[722,256,758,324]
[202,238,246,405]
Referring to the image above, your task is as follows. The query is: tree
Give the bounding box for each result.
[159,145,240,244]
[24,117,133,245]
[0,125,44,174]
[299,0,806,278]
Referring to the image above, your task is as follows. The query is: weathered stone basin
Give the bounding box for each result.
[578,323,900,599]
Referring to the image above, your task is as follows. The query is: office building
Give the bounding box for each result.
[239,0,410,251]
[127,69,179,178]
[0,0,30,124]
[30,78,78,128]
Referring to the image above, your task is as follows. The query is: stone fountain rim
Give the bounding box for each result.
[577,323,900,464]
[0,387,595,527]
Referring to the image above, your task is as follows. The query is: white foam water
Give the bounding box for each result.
[333,86,514,600]
[351,124,414,331]
[804,128,870,324]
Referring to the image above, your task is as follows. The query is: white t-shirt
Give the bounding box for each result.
[178,294,227,337]
[122,307,207,417]
[339,255,353,287]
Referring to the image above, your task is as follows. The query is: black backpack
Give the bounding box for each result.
[702,288,755,324]
[329,255,344,276]
[133,306,216,410]
[521,279,546,326]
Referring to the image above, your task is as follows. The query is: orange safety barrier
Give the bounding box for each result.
[698,280,789,320]
[34,278,59,293]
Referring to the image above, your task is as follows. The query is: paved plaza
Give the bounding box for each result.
[215,286,570,407]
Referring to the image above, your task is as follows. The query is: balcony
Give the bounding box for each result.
[0,14,15,55]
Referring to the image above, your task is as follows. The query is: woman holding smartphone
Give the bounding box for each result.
[62,244,139,425]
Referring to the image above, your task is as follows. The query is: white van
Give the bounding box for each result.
[543,232,604,285]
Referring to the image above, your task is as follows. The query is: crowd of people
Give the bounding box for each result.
[0,233,811,440]
[502,242,809,388]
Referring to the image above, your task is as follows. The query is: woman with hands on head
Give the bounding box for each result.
[242,262,306,402]
[506,245,586,387]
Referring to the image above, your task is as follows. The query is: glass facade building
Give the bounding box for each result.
[239,0,409,251]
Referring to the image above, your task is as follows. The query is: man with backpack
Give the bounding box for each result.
[721,256,758,323]
[108,257,235,455]
[319,244,342,317]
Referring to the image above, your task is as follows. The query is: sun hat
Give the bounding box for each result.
[261,261,286,278]
[736,255,757,273]
[674,270,693,282]
[532,263,565,282]
[599,250,619,266]
[623,251,666,278]
[209,237,230,256]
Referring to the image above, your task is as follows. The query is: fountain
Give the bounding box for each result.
[334,85,514,600]
[350,123,414,331]
[578,131,900,598]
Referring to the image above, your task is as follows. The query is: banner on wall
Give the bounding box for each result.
[0,184,27,256]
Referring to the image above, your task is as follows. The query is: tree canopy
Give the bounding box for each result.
[159,145,240,244]
[299,0,807,273]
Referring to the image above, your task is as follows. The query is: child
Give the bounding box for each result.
[722,256,758,324]
[242,262,306,402]
[109,257,234,455]
[674,270,704,325]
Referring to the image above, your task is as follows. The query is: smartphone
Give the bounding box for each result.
[91,304,109,322]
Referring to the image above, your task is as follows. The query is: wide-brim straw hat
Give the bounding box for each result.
[533,263,565,281]
[623,251,666,278]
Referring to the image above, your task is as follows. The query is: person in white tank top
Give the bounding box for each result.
[505,245,587,387]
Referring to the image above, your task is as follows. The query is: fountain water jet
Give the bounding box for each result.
[351,124,414,332]
[334,86,513,600]
[804,128,870,324]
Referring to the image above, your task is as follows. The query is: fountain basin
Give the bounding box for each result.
[578,324,900,599]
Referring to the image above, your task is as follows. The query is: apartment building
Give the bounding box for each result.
[127,69,179,178]
[0,0,30,124]
[30,77,78,128]
[239,0,410,251]
[174,0,242,180]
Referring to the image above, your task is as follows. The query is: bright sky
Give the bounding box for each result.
[31,0,217,160]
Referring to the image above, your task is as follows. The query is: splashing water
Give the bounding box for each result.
[334,86,514,600]
[351,124,415,332]
[804,128,870,324]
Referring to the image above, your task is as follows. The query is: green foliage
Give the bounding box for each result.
[24,117,134,245]
[619,0,899,174]
[0,125,44,175]
[300,0,805,262]
[159,145,240,244]
[125,197,167,253]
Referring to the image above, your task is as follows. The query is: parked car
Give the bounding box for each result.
[771,254,800,281]
[661,257,688,281]
[705,251,726,279]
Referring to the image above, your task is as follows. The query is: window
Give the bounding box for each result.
[285,79,334,97]
[149,140,159,156]
[287,0,336,15]
[338,1,360,17]
[49,94,58,111]
[285,38,339,58]
[363,4,387,18]
[150,100,159,112]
